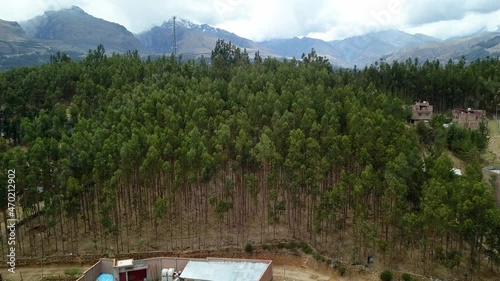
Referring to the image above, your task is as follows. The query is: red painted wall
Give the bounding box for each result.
[127,269,146,281]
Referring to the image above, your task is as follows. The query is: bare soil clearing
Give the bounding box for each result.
[272,266,333,281]
[486,119,500,163]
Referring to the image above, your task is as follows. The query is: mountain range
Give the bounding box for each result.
[1,6,499,70]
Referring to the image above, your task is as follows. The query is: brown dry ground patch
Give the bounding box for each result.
[0,266,88,281]
[485,119,500,164]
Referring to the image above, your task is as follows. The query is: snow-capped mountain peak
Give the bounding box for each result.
[178,18,198,28]
[162,17,199,29]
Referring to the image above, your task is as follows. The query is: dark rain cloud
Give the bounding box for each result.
[403,0,500,26]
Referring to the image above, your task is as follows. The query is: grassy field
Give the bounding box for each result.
[0,266,88,281]
[485,119,500,165]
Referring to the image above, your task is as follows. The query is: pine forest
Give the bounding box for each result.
[1,41,500,279]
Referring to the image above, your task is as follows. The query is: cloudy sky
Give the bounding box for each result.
[1,0,499,41]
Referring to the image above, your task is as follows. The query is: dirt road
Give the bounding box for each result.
[273,266,334,281]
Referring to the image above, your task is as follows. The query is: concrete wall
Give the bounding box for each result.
[77,258,115,281]
[139,257,191,281]
[258,261,273,281]
[101,259,115,274]
[453,109,486,130]
[411,102,433,123]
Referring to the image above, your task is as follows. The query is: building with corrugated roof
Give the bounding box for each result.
[180,259,271,281]
[77,257,273,281]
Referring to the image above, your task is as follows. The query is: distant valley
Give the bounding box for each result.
[1,6,499,70]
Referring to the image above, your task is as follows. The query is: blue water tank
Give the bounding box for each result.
[97,273,114,281]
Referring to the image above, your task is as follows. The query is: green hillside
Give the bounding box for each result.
[1,42,500,280]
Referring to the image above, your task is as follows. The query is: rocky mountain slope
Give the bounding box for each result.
[137,18,276,58]
[328,29,442,67]
[0,19,54,69]
[19,6,144,54]
[0,6,499,70]
[1,6,145,69]
[260,29,443,67]
[383,32,500,63]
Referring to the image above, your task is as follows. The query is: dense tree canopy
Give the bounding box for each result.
[1,41,499,279]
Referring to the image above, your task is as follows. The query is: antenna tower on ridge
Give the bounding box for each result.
[172,16,177,56]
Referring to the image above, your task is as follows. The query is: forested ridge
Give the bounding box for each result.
[1,42,500,279]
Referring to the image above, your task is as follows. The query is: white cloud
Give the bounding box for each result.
[0,0,498,40]
[402,0,500,26]
[214,0,332,41]
[402,9,500,39]
[305,0,407,40]
[0,0,72,20]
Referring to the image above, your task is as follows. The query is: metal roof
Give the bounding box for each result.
[179,260,270,281]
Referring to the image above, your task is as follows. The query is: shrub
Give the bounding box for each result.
[313,252,322,261]
[244,242,253,253]
[300,241,313,254]
[64,268,82,278]
[401,273,412,281]
[338,266,347,276]
[262,244,270,251]
[380,270,393,281]
[285,241,297,249]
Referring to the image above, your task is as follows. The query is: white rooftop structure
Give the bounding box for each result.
[452,168,462,176]
[180,260,270,281]
[116,259,134,267]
